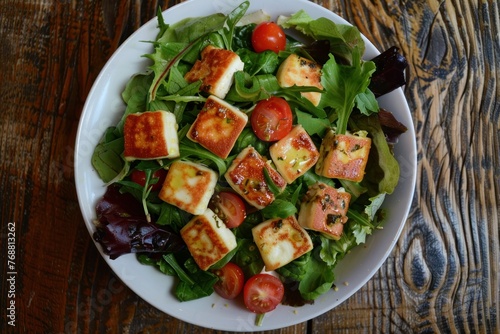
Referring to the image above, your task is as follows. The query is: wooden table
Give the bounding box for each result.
[1,0,498,333]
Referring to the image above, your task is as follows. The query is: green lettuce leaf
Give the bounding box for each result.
[352,114,400,195]
[278,10,365,65]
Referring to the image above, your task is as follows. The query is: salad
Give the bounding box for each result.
[90,1,408,326]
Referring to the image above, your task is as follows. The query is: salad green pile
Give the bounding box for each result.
[91,1,403,309]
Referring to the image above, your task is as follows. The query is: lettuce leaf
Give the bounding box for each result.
[278,10,365,65]
[352,114,400,195]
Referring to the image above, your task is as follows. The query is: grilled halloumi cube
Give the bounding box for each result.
[315,129,372,182]
[159,160,217,215]
[276,54,323,106]
[187,95,248,158]
[269,125,320,183]
[252,215,313,271]
[180,208,237,271]
[224,146,286,209]
[184,45,244,99]
[297,182,351,240]
[123,110,179,161]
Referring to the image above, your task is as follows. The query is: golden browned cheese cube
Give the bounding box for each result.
[123,110,179,161]
[224,146,286,209]
[187,95,248,159]
[297,182,351,240]
[159,160,217,215]
[180,209,237,271]
[269,125,319,183]
[315,129,372,182]
[276,54,323,106]
[252,215,313,271]
[184,45,244,99]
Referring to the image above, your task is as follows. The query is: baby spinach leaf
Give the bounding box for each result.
[297,249,335,300]
[260,199,297,219]
[91,128,126,183]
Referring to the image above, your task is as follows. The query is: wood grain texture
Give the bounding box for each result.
[0,0,498,333]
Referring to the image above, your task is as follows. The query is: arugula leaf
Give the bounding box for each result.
[155,6,169,41]
[145,41,196,102]
[219,0,250,51]
[355,88,379,115]
[295,109,330,137]
[320,49,378,134]
[179,141,228,176]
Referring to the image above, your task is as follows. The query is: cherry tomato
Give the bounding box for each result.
[250,96,293,141]
[243,273,284,314]
[209,191,247,228]
[251,22,286,54]
[211,263,245,300]
[130,169,167,191]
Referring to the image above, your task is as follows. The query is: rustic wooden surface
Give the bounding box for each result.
[1,0,498,333]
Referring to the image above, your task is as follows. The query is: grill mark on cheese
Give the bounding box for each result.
[276,54,323,106]
[180,209,237,271]
[298,182,351,240]
[252,216,313,271]
[159,160,217,215]
[123,110,179,161]
[316,130,372,182]
[187,95,247,158]
[270,125,319,183]
[225,147,286,209]
[184,45,244,99]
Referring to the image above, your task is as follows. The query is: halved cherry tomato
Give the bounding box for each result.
[211,262,245,300]
[130,169,167,191]
[209,191,247,228]
[243,273,284,314]
[251,22,286,54]
[250,96,293,141]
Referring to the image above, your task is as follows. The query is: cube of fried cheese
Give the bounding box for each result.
[159,160,217,215]
[315,129,372,182]
[180,208,237,271]
[297,182,351,240]
[187,95,248,159]
[252,215,313,271]
[224,146,286,209]
[184,45,244,99]
[123,110,179,161]
[276,54,323,106]
[269,125,320,183]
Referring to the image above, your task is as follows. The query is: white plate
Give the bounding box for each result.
[75,0,417,331]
